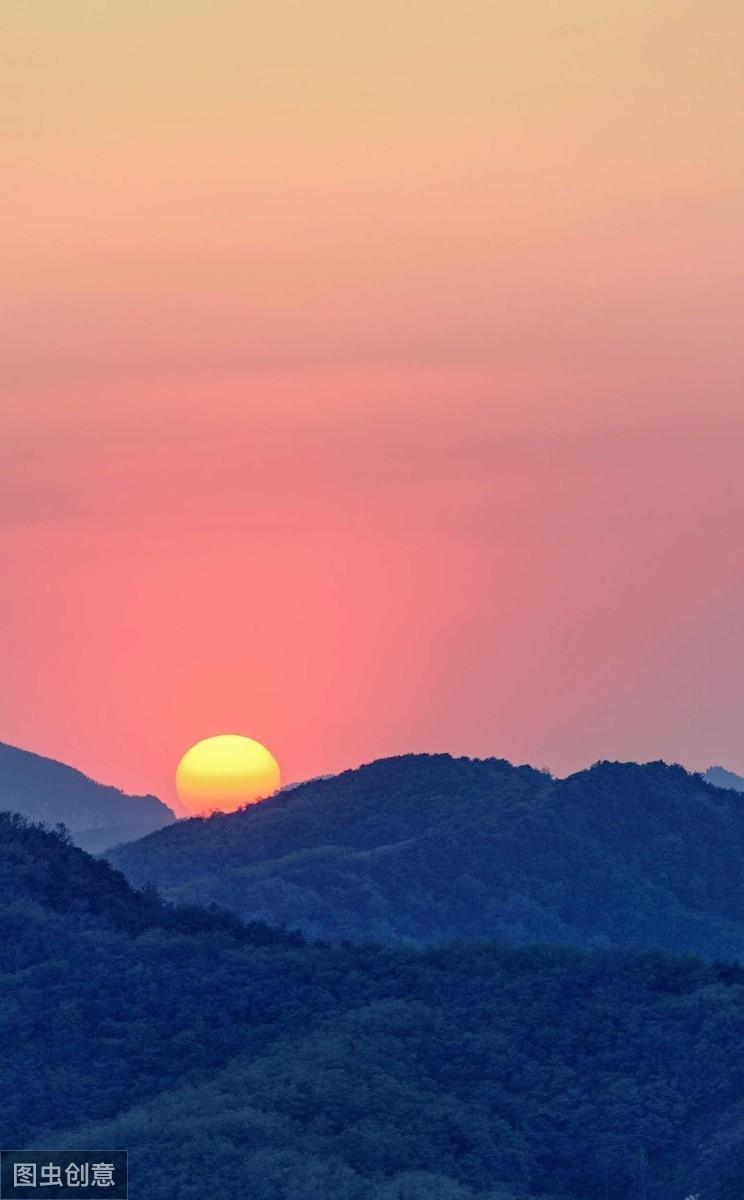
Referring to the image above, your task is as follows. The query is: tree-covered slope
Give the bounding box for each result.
[109,754,744,956]
[4,815,744,1200]
[0,741,175,851]
[0,810,299,942]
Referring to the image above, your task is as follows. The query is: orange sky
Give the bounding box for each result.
[2,2,744,809]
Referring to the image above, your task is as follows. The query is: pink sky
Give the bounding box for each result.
[2,2,743,809]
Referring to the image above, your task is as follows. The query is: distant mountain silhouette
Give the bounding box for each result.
[0,741,175,851]
[704,765,744,793]
[109,753,744,957]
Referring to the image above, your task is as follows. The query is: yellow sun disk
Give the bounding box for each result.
[176,735,281,815]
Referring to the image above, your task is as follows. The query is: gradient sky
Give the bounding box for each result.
[2,1,744,810]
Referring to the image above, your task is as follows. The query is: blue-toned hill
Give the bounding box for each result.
[3,813,744,1200]
[0,741,175,851]
[705,764,744,793]
[109,754,744,956]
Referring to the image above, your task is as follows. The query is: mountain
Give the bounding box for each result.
[3,811,744,1200]
[705,765,744,793]
[109,753,744,956]
[0,741,175,851]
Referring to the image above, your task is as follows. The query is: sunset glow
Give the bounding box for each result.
[1,1,743,805]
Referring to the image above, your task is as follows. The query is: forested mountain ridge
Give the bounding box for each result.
[3,814,744,1199]
[0,741,174,851]
[109,754,744,955]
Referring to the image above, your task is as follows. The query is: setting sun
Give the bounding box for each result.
[175,735,281,815]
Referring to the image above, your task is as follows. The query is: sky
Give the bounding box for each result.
[2,1,744,811]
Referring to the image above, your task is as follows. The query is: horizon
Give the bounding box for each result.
[3,734,741,819]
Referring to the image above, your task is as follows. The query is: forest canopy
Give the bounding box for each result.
[2,813,744,1200]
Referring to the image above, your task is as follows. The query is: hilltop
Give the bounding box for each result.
[109,753,744,956]
[705,765,744,794]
